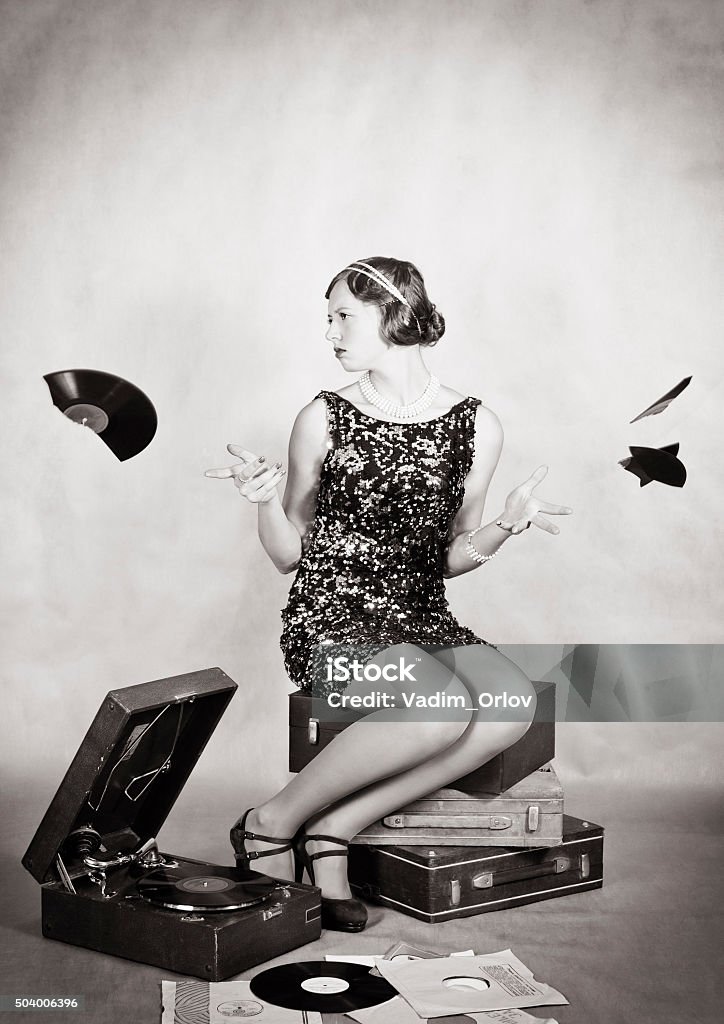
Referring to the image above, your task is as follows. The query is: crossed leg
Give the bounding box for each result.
[239,644,536,897]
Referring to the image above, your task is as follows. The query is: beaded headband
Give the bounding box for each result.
[344,261,423,338]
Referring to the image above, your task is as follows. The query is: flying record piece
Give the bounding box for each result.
[250,961,396,1014]
[630,376,692,423]
[43,368,157,460]
[619,443,686,487]
[137,863,276,911]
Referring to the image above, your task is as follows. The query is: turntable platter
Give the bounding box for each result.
[137,864,276,911]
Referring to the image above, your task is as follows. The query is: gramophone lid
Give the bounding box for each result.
[22,668,237,885]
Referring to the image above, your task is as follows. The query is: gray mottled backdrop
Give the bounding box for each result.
[1,0,722,839]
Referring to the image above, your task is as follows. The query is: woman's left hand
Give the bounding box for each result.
[498,466,572,536]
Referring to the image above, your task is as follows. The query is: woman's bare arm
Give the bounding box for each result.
[206,399,329,574]
[258,398,329,573]
[443,405,508,578]
[444,406,572,578]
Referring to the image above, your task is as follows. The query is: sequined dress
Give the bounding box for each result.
[280,390,493,693]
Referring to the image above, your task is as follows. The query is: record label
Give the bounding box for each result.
[300,977,349,994]
[217,1002,264,1018]
[179,875,231,893]
[63,403,110,433]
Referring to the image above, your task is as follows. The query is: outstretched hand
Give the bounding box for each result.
[205,444,286,504]
[498,466,572,536]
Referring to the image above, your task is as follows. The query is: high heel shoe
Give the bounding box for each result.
[230,808,294,870]
[294,831,368,933]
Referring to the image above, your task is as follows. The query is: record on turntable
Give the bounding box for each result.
[43,368,157,461]
[138,864,277,912]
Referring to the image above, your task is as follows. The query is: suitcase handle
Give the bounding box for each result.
[382,814,512,830]
[472,855,573,889]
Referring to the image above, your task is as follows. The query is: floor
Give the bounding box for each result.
[2,775,722,1024]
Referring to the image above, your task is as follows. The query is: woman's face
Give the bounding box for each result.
[325,279,389,371]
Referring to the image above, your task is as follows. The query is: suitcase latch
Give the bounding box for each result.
[472,872,493,889]
[262,902,284,921]
[449,879,461,906]
[307,718,320,745]
[527,805,540,832]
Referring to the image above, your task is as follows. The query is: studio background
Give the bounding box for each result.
[2,0,723,865]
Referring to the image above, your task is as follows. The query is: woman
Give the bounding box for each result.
[206,257,571,932]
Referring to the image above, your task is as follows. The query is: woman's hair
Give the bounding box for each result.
[325,256,445,348]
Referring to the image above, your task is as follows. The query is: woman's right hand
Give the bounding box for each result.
[498,465,572,535]
[205,444,286,504]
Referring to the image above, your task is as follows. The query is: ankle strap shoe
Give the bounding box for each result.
[294,831,368,933]
[230,808,294,869]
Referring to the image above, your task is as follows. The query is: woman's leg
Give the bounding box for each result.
[239,645,536,891]
[304,646,536,897]
[238,644,473,878]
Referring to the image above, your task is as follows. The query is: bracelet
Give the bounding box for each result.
[465,526,498,564]
[495,519,514,532]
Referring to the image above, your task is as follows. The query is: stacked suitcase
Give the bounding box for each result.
[288,680,603,922]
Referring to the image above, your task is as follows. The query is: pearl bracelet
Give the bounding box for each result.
[464,526,498,564]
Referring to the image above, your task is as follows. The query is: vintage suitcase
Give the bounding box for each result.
[348,814,603,922]
[351,765,563,848]
[22,667,321,981]
[289,679,555,793]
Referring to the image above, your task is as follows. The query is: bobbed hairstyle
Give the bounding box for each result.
[325,256,445,348]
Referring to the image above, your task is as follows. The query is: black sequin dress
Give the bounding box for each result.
[280,390,493,693]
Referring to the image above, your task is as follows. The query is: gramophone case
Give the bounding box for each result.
[22,668,321,981]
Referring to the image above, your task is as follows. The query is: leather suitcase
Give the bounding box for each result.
[348,814,603,922]
[22,668,321,980]
[288,679,555,793]
[351,765,563,848]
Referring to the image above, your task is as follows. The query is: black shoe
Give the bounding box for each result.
[294,831,368,933]
[230,808,294,869]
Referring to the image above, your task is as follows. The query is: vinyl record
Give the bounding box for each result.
[137,864,276,911]
[619,443,686,487]
[43,368,157,461]
[249,961,396,1014]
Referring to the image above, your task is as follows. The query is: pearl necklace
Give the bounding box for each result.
[358,371,441,420]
